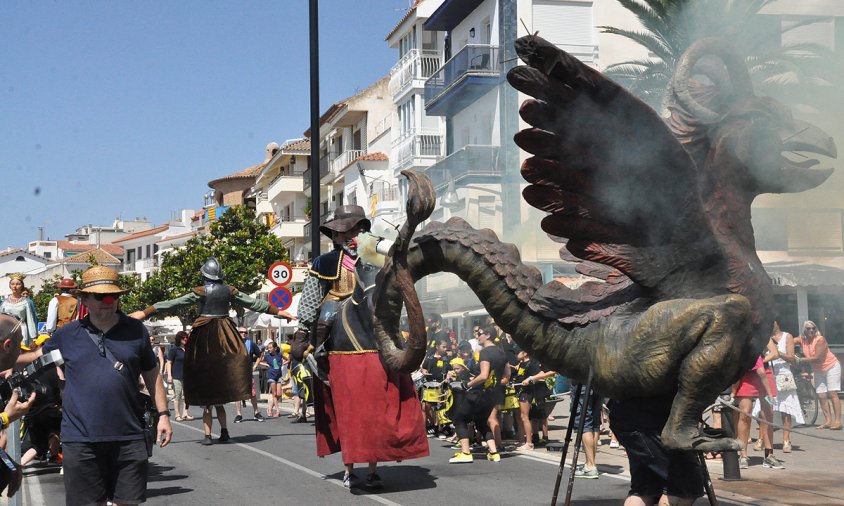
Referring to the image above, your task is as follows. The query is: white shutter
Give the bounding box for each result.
[532,1,594,47]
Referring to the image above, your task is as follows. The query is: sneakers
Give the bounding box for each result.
[449,452,474,463]
[782,441,792,453]
[255,412,265,422]
[218,428,230,443]
[343,472,361,489]
[486,452,501,462]
[233,415,243,423]
[426,427,437,438]
[201,435,213,446]
[762,455,785,469]
[738,456,749,469]
[291,416,307,423]
[609,440,620,449]
[364,473,383,490]
[753,438,763,451]
[574,466,599,479]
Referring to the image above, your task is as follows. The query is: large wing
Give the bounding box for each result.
[507,35,729,300]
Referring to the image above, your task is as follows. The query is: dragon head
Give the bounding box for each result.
[667,38,836,197]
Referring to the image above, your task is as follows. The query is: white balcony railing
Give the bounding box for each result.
[267,173,305,202]
[134,257,157,271]
[392,128,444,170]
[389,49,441,99]
[330,149,363,175]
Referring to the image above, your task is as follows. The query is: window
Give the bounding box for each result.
[15,255,24,261]
[44,252,51,259]
[146,245,151,258]
[398,97,416,136]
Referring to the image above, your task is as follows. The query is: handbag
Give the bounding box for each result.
[775,371,797,392]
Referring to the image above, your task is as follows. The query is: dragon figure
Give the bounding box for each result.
[367,36,837,452]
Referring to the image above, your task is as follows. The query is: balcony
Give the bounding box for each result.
[392,128,444,171]
[270,216,308,239]
[424,145,502,190]
[134,257,158,271]
[389,49,441,100]
[267,172,305,202]
[424,44,500,116]
[303,168,311,191]
[330,149,363,176]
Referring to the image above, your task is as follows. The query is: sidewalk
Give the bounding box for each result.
[519,396,844,506]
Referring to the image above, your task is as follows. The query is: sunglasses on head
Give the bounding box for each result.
[91,293,120,302]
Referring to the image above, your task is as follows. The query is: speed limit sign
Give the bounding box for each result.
[267,261,292,287]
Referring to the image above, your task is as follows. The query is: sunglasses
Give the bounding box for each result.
[806,327,817,332]
[91,293,120,302]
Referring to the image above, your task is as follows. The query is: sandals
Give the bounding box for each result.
[175,416,184,421]
[704,452,722,460]
[829,424,842,430]
[183,415,195,421]
[816,423,830,429]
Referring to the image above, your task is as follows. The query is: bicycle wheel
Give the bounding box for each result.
[797,378,819,426]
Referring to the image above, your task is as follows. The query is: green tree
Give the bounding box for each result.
[601,0,835,111]
[130,206,289,327]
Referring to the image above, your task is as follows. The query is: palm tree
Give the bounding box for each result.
[601,0,836,112]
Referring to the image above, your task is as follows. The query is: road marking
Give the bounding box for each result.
[175,422,403,506]
[514,453,629,481]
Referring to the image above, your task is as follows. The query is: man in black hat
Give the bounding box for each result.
[290,205,428,490]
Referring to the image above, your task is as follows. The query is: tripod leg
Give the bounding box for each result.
[697,451,719,506]
[564,368,595,506]
[551,382,583,506]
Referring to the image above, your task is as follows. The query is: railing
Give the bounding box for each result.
[424,145,502,189]
[393,128,444,170]
[424,44,499,106]
[303,168,311,191]
[304,222,311,242]
[319,155,330,180]
[135,257,157,271]
[330,149,363,175]
[371,181,400,202]
[389,49,442,98]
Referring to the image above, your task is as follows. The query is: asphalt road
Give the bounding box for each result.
[23,403,632,506]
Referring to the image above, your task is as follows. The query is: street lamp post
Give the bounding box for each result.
[309,0,321,259]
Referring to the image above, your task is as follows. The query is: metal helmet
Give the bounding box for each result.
[200,257,224,281]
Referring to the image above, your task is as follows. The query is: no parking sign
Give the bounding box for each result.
[269,286,293,311]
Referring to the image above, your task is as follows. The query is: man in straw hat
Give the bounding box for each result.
[290,205,428,491]
[19,265,172,506]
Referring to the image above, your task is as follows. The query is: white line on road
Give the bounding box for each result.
[514,453,629,481]
[175,422,404,506]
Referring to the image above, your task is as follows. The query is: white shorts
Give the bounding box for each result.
[815,361,841,394]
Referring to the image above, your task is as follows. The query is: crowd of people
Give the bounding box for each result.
[1,261,843,504]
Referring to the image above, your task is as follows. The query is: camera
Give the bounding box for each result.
[0,350,64,409]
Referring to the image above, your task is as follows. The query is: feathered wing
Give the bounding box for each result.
[507,35,731,302]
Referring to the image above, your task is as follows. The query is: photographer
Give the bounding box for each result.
[0,312,36,498]
[17,266,172,506]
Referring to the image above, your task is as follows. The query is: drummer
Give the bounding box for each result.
[421,339,451,437]
[514,347,554,450]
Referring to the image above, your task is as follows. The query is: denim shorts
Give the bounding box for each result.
[570,384,602,432]
[614,429,704,500]
[63,439,148,506]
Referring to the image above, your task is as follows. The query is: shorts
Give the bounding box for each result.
[815,361,841,393]
[22,408,63,456]
[571,384,602,432]
[614,429,704,500]
[172,378,185,401]
[267,370,282,383]
[63,439,148,506]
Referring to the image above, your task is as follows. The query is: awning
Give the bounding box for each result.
[764,262,844,288]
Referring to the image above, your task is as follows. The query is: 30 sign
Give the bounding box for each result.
[267,261,292,287]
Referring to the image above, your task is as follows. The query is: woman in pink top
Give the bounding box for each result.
[798,320,841,430]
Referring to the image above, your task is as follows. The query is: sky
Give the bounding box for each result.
[0,0,412,250]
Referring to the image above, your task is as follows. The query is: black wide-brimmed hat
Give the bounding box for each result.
[319,205,371,238]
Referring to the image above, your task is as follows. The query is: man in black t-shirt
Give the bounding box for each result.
[449,325,509,464]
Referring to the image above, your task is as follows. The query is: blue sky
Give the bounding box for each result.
[0,0,410,249]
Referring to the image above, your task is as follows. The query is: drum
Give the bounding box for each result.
[498,385,519,411]
[436,387,455,425]
[411,370,424,390]
[422,382,446,404]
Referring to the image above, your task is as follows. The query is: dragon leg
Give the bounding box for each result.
[661,294,750,452]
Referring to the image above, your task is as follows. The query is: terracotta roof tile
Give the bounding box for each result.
[0,248,52,262]
[208,162,266,187]
[62,248,121,266]
[111,225,170,244]
[57,241,124,255]
[156,231,197,243]
[280,138,311,152]
[339,152,389,172]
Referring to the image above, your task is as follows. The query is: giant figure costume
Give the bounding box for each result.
[138,258,287,406]
[292,205,428,464]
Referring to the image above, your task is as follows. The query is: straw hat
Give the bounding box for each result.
[78,266,130,295]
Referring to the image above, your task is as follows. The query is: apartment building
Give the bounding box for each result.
[304,76,395,256]
[113,211,195,280]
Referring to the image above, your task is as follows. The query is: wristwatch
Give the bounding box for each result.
[157,410,171,417]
